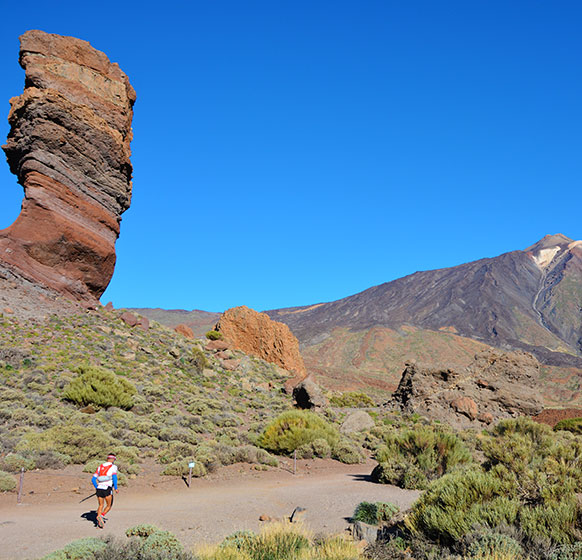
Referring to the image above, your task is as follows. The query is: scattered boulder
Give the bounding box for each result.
[0,30,135,304]
[389,349,544,428]
[214,306,307,379]
[352,521,379,543]
[340,410,375,434]
[120,312,139,327]
[104,302,114,311]
[138,317,150,331]
[450,397,478,421]
[174,324,194,339]
[221,359,241,371]
[205,340,230,352]
[293,377,328,409]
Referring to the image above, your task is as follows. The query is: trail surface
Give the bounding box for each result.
[0,459,419,559]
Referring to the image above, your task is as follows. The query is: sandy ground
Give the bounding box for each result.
[0,459,420,560]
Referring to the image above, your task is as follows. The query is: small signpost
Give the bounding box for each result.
[17,467,24,504]
[188,461,195,488]
[293,450,297,475]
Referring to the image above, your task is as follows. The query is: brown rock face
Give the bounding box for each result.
[389,349,544,428]
[0,30,135,303]
[214,306,307,378]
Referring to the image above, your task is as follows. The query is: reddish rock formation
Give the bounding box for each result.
[214,306,307,378]
[389,349,544,428]
[0,30,135,304]
[174,324,194,339]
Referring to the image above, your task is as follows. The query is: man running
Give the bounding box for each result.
[91,453,119,528]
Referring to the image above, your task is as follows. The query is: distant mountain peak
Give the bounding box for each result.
[525,234,578,269]
[525,234,573,253]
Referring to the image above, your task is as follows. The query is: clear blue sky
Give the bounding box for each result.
[0,1,580,312]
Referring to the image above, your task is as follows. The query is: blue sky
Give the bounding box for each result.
[0,1,580,312]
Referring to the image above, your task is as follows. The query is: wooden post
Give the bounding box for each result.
[17,467,24,504]
[293,450,296,475]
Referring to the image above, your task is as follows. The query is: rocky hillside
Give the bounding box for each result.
[264,235,582,401]
[126,308,221,337]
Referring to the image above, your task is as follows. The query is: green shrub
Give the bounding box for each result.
[41,537,106,559]
[125,524,161,538]
[18,424,114,464]
[332,440,364,464]
[258,410,340,454]
[0,470,16,492]
[63,365,136,410]
[550,542,582,560]
[465,531,524,559]
[353,501,399,525]
[206,330,223,340]
[408,418,582,549]
[329,391,375,408]
[554,417,582,435]
[372,424,472,489]
[188,347,209,374]
[0,452,34,472]
[142,530,184,556]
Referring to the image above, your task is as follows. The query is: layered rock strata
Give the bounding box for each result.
[214,305,307,378]
[1,30,135,303]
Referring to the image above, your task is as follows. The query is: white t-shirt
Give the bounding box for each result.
[94,462,118,489]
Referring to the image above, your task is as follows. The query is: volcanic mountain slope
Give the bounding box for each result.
[267,235,582,402]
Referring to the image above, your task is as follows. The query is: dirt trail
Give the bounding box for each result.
[0,460,420,560]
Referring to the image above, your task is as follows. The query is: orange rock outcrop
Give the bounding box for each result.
[214,306,307,379]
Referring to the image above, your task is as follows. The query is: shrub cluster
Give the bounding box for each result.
[406,418,582,552]
[372,423,472,489]
[63,365,136,410]
[258,410,340,455]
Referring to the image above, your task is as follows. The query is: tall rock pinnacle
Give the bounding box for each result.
[1,30,136,303]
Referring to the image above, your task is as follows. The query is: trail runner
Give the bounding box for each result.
[91,453,119,528]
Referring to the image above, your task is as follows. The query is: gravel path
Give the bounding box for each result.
[0,460,420,559]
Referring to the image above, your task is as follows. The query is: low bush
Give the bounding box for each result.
[41,537,106,559]
[329,391,375,408]
[258,411,340,455]
[554,417,582,435]
[63,365,136,410]
[125,524,161,538]
[206,330,223,340]
[372,424,472,489]
[0,452,34,472]
[332,440,364,464]
[18,424,114,464]
[0,470,16,492]
[353,501,399,525]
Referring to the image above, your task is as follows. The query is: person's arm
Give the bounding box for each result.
[91,474,98,489]
[112,471,118,491]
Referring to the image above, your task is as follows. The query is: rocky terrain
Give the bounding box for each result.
[388,349,544,428]
[0,30,135,305]
[266,234,582,402]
